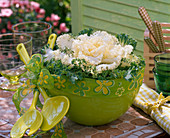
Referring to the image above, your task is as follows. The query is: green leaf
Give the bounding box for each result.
[41,44,50,54]
[78,28,93,36]
[116,33,137,51]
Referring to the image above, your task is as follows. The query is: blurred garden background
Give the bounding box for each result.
[0,0,71,35]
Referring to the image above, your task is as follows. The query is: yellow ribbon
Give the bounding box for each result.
[146,92,170,114]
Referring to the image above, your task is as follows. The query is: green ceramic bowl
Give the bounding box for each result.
[48,67,145,126]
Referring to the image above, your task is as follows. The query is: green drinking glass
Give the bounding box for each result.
[154,53,170,72]
[153,67,170,96]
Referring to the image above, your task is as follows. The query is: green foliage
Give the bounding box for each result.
[116,33,137,51]
[44,58,95,84]
[91,55,145,81]
[44,55,145,83]
[41,43,59,54]
[42,30,145,83]
[78,28,93,36]
[41,44,50,54]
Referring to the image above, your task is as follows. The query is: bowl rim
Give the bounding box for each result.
[49,66,145,98]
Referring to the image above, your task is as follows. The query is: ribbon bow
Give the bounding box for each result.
[12,54,66,137]
[146,92,170,115]
[26,54,54,89]
[12,54,53,115]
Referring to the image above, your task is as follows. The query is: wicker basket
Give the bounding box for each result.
[144,23,170,89]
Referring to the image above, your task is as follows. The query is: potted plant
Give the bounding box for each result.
[12,29,145,137]
[40,29,145,125]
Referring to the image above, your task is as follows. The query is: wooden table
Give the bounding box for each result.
[0,88,168,138]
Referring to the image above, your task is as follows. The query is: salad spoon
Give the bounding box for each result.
[10,90,43,138]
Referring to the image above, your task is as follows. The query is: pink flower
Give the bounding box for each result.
[26,8,30,12]
[19,0,29,6]
[53,22,58,27]
[23,0,29,6]
[30,1,40,9]
[39,8,45,15]
[1,28,6,33]
[8,52,13,58]
[19,19,23,22]
[12,0,20,5]
[45,16,51,22]
[0,0,10,8]
[25,2,30,9]
[60,23,69,32]
[0,9,13,17]
[36,14,44,19]
[30,1,40,12]
[40,32,44,36]
[45,30,48,35]
[7,21,12,30]
[51,13,60,21]
[19,1,24,6]
[56,30,61,35]
[0,18,1,24]
[14,26,19,30]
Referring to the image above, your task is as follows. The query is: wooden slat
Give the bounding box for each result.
[83,0,142,19]
[148,66,155,71]
[153,0,170,5]
[108,0,170,15]
[163,36,170,40]
[83,6,145,32]
[83,16,145,38]
[165,43,170,47]
[146,60,155,64]
[161,23,170,27]
[162,29,170,34]
[144,53,161,57]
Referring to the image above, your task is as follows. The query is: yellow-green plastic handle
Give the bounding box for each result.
[29,90,40,110]
[16,44,49,101]
[47,33,57,49]
[16,43,31,65]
